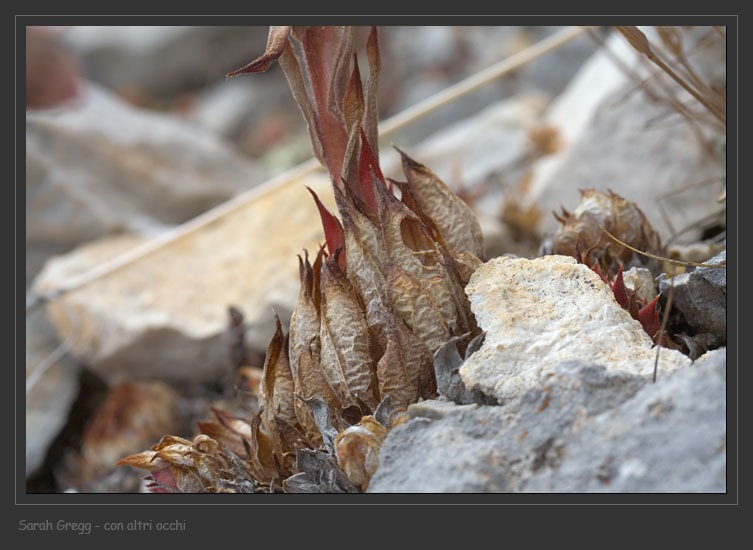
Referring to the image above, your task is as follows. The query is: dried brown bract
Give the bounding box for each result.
[553,189,664,272]
[117,434,257,493]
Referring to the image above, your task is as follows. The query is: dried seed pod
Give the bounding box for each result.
[553,189,663,271]
[334,415,388,491]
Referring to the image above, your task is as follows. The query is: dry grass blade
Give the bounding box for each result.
[653,279,674,383]
[598,225,726,269]
[614,26,725,126]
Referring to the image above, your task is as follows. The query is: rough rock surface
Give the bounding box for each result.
[368,350,725,493]
[26,83,264,253]
[659,250,726,341]
[523,349,726,492]
[32,173,337,384]
[460,255,690,403]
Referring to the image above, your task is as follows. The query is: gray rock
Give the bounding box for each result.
[524,349,726,492]
[368,361,647,493]
[368,352,725,493]
[659,250,726,341]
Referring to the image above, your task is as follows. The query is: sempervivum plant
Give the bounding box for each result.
[119,26,484,493]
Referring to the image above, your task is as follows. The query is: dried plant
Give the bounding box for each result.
[553,188,664,273]
[120,26,484,492]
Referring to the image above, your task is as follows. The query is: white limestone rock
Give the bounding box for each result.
[460,255,690,403]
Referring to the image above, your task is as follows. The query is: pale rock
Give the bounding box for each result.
[26,83,265,252]
[460,255,691,403]
[517,29,724,241]
[32,173,337,384]
[622,267,657,305]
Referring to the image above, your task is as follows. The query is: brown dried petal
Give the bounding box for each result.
[374,174,440,277]
[318,257,378,410]
[260,315,298,431]
[399,149,484,259]
[386,265,452,354]
[376,309,436,406]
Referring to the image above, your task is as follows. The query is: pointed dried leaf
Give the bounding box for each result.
[295,26,350,181]
[358,127,386,213]
[283,448,359,493]
[298,395,339,455]
[553,189,663,270]
[327,26,356,127]
[363,26,381,160]
[117,434,242,493]
[196,407,253,459]
[307,187,346,271]
[278,43,326,167]
[260,316,298,430]
[226,26,292,76]
[318,256,378,409]
[289,251,321,380]
[374,176,440,278]
[386,266,452,354]
[343,54,365,133]
[639,295,662,339]
[611,264,629,307]
[399,149,483,259]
